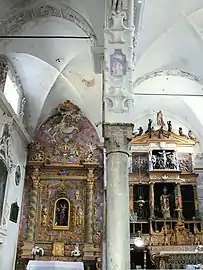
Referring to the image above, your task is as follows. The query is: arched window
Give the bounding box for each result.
[0,160,8,223]
[4,70,21,115]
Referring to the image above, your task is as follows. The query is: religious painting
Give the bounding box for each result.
[53,198,70,230]
[110,49,127,77]
[52,242,64,257]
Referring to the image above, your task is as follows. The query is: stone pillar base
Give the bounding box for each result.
[21,241,34,259]
[83,243,95,260]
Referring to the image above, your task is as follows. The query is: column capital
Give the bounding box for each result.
[103,123,134,155]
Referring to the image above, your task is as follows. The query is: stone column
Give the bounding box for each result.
[149,182,155,218]
[27,168,40,241]
[104,123,133,270]
[129,183,134,216]
[83,163,98,260]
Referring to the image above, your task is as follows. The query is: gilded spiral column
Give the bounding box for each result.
[27,168,40,241]
[83,162,98,260]
[129,184,134,215]
[86,169,94,243]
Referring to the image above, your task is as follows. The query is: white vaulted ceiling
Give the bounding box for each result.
[0,0,203,143]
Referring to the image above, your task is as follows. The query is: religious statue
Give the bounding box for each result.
[160,187,171,219]
[166,152,177,169]
[167,121,172,132]
[156,110,165,127]
[111,0,123,13]
[75,206,83,226]
[54,199,69,227]
[188,130,196,141]
[158,126,164,139]
[179,127,186,136]
[133,127,143,137]
[170,219,190,245]
[145,119,153,138]
[41,206,48,226]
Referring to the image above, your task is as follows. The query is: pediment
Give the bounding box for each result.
[131,129,197,146]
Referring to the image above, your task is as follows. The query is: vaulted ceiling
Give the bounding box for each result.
[1,0,203,145]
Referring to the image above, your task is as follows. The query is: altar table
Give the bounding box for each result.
[27,261,84,270]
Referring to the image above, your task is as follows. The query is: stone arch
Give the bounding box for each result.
[134,69,203,87]
[0,4,96,44]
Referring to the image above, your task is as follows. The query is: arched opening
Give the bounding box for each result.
[4,70,21,114]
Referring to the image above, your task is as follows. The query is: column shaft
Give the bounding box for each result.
[149,182,155,218]
[129,184,134,215]
[104,124,133,270]
[86,169,94,243]
[176,182,183,219]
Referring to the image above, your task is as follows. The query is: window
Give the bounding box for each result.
[4,71,20,114]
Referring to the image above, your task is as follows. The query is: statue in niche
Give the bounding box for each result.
[54,198,69,228]
[167,121,172,132]
[75,206,83,226]
[160,187,171,219]
[156,110,165,127]
[145,119,153,138]
[41,206,48,226]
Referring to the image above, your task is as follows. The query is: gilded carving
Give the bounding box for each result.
[41,206,48,226]
[52,242,65,257]
[170,220,191,245]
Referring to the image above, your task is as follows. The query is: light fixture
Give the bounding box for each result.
[134,231,145,248]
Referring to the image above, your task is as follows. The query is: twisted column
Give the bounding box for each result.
[83,163,98,261]
[27,168,40,242]
[86,168,95,243]
[129,184,134,215]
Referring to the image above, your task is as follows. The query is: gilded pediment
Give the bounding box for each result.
[131,128,197,146]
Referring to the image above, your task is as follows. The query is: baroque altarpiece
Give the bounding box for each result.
[16,101,103,270]
[129,117,203,269]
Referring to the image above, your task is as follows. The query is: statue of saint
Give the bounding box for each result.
[156,110,165,127]
[160,187,171,218]
[41,206,48,226]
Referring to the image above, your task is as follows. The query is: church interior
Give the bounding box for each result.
[1,1,203,270]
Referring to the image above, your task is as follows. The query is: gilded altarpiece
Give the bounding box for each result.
[130,127,203,269]
[17,101,103,268]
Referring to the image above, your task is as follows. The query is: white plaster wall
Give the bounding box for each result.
[0,106,28,270]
